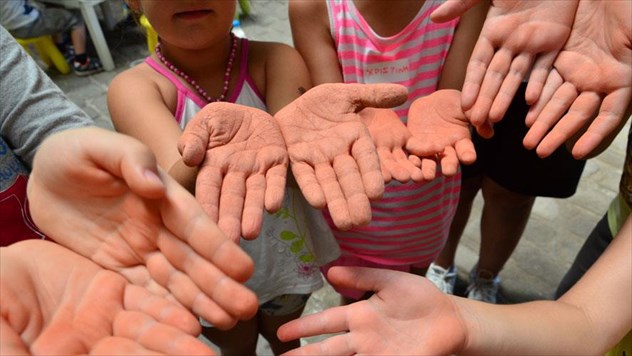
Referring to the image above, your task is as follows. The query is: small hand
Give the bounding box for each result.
[461,0,579,128]
[275,83,408,230]
[28,127,258,329]
[277,267,467,355]
[406,90,476,176]
[359,108,424,183]
[430,0,482,23]
[1,240,214,355]
[523,0,632,158]
[178,102,289,241]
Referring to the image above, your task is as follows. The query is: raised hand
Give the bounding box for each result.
[178,102,289,241]
[28,127,258,330]
[274,83,408,230]
[1,239,214,355]
[358,108,424,183]
[277,267,467,355]
[461,0,579,129]
[406,90,476,176]
[523,0,632,158]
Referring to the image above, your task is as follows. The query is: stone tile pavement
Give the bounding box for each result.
[44,1,628,353]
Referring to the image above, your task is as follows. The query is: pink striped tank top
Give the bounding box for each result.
[324,0,461,267]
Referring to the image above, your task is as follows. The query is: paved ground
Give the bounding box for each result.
[45,1,628,353]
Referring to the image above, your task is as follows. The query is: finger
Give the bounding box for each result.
[264,164,287,212]
[218,172,247,242]
[489,53,533,122]
[352,135,384,200]
[282,334,356,356]
[420,157,438,181]
[439,146,459,176]
[474,121,495,139]
[1,318,30,354]
[113,310,214,355]
[572,89,631,158]
[461,37,494,111]
[525,51,558,105]
[345,83,409,110]
[406,154,425,182]
[334,155,372,227]
[178,117,211,166]
[405,136,444,156]
[430,0,482,23]
[144,251,243,329]
[195,164,223,222]
[535,91,601,158]
[291,162,326,208]
[91,337,163,355]
[158,171,256,283]
[455,139,477,165]
[393,148,419,183]
[124,284,200,335]
[278,305,353,342]
[316,163,352,230]
[470,49,513,126]
[523,82,578,151]
[377,148,394,183]
[241,174,266,240]
[525,68,563,128]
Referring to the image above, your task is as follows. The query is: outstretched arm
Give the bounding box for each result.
[279,217,632,355]
[1,239,214,355]
[27,127,259,329]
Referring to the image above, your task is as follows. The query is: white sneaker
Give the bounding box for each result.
[426,263,457,294]
[466,267,500,303]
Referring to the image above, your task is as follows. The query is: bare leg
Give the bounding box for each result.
[477,176,535,275]
[69,25,87,55]
[434,174,483,268]
[202,317,259,356]
[259,306,306,355]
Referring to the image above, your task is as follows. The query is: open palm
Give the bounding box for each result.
[278,267,467,355]
[406,90,476,176]
[275,83,408,230]
[462,0,578,128]
[1,239,214,355]
[178,102,289,241]
[523,0,632,158]
[27,128,258,330]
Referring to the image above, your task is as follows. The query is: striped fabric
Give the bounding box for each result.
[323,0,461,267]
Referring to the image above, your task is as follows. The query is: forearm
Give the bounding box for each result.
[456,217,632,354]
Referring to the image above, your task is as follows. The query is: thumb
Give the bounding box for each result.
[344,83,408,112]
[430,0,481,23]
[327,266,401,293]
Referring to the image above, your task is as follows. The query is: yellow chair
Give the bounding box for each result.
[16,35,71,74]
[139,15,157,53]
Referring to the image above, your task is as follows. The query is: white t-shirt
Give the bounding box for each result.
[0,1,39,31]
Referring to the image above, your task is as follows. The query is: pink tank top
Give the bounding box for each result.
[325,0,461,267]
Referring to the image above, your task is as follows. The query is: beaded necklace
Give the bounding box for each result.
[155,33,238,103]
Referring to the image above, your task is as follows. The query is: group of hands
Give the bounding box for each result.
[3,0,630,355]
[177,0,631,246]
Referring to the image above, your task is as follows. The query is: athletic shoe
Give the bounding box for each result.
[466,267,500,303]
[73,57,103,76]
[425,262,457,294]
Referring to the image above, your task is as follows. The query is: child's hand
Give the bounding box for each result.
[277,266,467,355]
[2,240,215,355]
[460,0,579,127]
[274,83,408,230]
[178,102,289,241]
[28,127,258,330]
[358,108,425,183]
[406,90,476,176]
[523,0,632,159]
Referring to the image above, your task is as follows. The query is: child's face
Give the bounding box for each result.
[135,0,237,49]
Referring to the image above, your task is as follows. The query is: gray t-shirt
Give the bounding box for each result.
[0,25,92,244]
